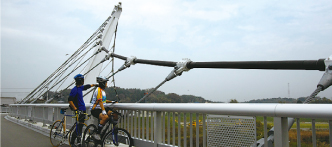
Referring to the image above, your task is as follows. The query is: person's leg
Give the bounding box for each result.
[71,112,86,144]
[97,113,109,134]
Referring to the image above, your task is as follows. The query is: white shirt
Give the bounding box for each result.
[90,87,106,110]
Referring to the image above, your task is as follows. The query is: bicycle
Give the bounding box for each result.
[49,108,92,147]
[82,109,133,147]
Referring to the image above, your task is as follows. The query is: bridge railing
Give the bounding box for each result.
[1,106,10,113]
[8,103,332,147]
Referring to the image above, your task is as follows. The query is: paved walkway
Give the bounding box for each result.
[1,114,130,147]
[1,113,69,147]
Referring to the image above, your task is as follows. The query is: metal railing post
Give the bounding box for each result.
[172,112,176,146]
[42,107,47,127]
[184,113,187,147]
[274,117,289,147]
[196,113,199,147]
[190,113,193,147]
[178,113,181,146]
[329,120,332,147]
[203,114,206,147]
[296,118,301,147]
[167,112,170,145]
[154,111,162,147]
[312,119,316,147]
[138,110,141,139]
[264,116,268,147]
[146,111,149,140]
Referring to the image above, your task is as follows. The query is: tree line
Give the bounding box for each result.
[38,87,213,103]
[33,87,332,104]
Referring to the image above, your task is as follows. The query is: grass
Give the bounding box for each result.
[256,116,330,129]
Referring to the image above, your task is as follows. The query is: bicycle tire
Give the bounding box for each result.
[50,120,64,147]
[82,124,98,147]
[102,128,133,147]
[68,123,88,147]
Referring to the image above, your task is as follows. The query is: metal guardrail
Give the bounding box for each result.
[1,107,10,113]
[8,103,332,147]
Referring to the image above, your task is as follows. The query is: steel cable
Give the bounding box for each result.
[303,86,323,103]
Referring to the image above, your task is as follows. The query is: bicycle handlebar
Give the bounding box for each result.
[72,112,92,121]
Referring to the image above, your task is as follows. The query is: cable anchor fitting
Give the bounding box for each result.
[317,54,332,90]
[97,33,103,39]
[118,56,137,71]
[95,39,103,46]
[97,46,109,54]
[166,58,192,81]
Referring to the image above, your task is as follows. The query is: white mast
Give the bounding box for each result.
[83,3,122,103]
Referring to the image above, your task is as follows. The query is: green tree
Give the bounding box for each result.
[229,99,238,103]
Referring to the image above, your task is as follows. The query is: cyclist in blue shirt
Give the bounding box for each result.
[68,74,97,146]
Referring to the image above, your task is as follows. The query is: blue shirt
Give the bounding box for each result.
[69,85,91,111]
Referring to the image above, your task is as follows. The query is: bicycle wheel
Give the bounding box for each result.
[82,124,98,147]
[102,128,133,147]
[50,120,64,147]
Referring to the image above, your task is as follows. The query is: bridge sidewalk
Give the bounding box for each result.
[1,113,66,147]
[2,114,129,147]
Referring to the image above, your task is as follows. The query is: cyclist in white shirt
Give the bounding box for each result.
[90,76,117,140]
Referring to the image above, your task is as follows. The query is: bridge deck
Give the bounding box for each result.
[1,113,69,147]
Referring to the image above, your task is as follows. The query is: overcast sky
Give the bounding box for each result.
[2,0,332,102]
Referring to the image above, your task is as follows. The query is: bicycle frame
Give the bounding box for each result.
[54,108,78,138]
[51,109,90,145]
[98,110,124,145]
[99,116,115,139]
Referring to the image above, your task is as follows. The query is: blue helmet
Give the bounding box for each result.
[74,74,84,81]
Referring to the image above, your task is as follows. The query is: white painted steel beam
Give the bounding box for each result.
[109,103,332,119]
[83,3,122,103]
[10,103,332,118]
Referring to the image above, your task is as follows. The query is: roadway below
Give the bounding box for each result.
[1,113,69,147]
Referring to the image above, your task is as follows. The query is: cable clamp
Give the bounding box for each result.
[97,33,103,39]
[325,54,332,70]
[118,56,136,71]
[175,58,191,75]
[165,58,191,81]
[100,27,105,33]
[98,46,109,53]
[317,54,332,90]
[95,39,103,46]
[125,56,137,67]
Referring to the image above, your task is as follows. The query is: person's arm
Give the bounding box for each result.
[68,95,77,110]
[97,100,107,115]
[92,100,98,110]
[83,84,97,90]
[69,101,77,111]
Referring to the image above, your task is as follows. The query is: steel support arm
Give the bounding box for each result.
[186,59,326,71]
[110,53,326,71]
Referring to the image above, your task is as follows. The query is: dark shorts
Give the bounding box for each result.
[91,108,113,119]
[78,111,86,123]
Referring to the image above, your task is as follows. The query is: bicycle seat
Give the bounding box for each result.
[60,108,68,114]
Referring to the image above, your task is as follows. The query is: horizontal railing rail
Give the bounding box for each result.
[8,103,332,147]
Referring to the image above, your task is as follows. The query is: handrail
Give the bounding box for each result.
[10,103,332,119]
